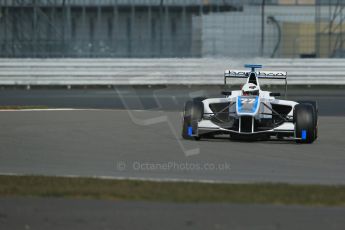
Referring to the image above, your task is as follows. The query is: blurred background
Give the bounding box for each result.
[0,0,344,59]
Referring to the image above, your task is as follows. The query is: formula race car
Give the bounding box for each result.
[182,64,318,143]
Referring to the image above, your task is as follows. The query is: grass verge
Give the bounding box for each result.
[0,105,49,110]
[1,175,345,206]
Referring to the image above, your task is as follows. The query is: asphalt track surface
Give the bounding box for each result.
[1,88,345,230]
[0,88,345,184]
[1,197,345,230]
[0,109,344,184]
[0,87,344,116]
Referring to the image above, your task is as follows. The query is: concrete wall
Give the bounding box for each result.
[0,1,237,58]
[0,6,196,57]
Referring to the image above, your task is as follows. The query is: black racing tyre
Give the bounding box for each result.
[182,98,204,140]
[182,101,193,140]
[296,100,318,139]
[294,103,317,144]
[296,100,318,113]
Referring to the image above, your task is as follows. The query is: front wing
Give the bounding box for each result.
[196,119,295,136]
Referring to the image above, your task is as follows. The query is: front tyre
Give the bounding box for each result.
[294,103,317,144]
[296,100,318,140]
[182,100,204,140]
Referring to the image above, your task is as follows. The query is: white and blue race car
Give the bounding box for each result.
[182,64,318,143]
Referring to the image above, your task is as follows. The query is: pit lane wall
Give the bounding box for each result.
[0,58,344,86]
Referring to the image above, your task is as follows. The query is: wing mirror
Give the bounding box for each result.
[270,92,281,96]
[221,91,232,96]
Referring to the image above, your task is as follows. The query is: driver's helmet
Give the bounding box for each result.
[242,83,259,96]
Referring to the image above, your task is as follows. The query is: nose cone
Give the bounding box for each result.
[236,96,260,116]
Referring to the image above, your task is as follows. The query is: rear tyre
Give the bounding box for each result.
[182,98,204,140]
[294,103,317,144]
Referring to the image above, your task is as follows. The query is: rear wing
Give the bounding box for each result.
[224,70,287,79]
[223,69,288,98]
